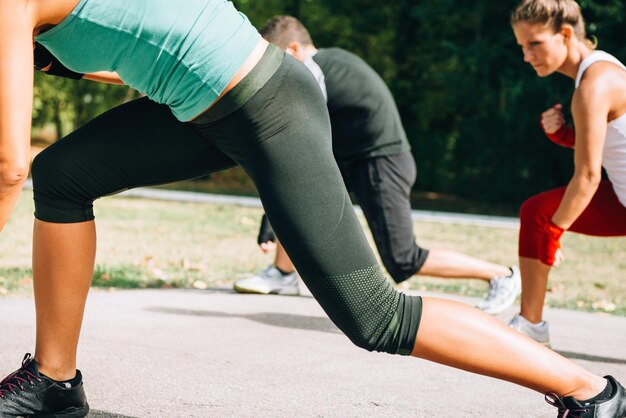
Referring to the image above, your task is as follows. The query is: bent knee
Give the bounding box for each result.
[32,149,95,223]
[343,293,423,356]
[519,189,564,225]
[383,246,429,284]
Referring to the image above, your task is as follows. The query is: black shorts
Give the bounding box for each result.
[341,152,429,283]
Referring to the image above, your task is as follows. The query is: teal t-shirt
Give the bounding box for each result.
[35,0,260,121]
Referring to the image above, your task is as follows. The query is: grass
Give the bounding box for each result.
[0,189,624,316]
[155,169,521,216]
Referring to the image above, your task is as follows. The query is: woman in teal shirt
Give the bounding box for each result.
[0,0,622,416]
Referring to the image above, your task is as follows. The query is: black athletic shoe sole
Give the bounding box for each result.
[5,403,89,418]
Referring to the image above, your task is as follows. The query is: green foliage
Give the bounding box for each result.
[32,1,626,206]
[32,73,137,139]
[92,264,201,289]
[235,0,626,205]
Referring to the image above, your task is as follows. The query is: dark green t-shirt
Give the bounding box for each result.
[312,48,410,162]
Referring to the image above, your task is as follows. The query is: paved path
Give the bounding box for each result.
[1,289,624,417]
[116,187,519,229]
[10,182,623,416]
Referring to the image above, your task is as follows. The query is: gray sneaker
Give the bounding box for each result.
[233,265,299,296]
[508,313,551,347]
[475,266,521,315]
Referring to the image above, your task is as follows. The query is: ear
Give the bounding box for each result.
[286,41,299,55]
[286,41,306,61]
[560,24,574,43]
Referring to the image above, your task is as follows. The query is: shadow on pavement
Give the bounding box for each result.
[146,306,340,334]
[147,307,626,365]
[168,287,315,299]
[89,411,137,418]
[556,350,626,365]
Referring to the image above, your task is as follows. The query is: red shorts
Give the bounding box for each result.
[519,180,626,260]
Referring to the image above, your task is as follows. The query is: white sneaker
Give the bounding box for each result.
[233,265,299,296]
[475,266,521,315]
[508,314,551,347]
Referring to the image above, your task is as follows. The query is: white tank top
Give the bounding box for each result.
[575,51,626,207]
[303,52,328,101]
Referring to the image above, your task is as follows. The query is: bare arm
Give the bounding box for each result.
[550,73,610,229]
[83,71,124,85]
[35,43,123,85]
[0,1,36,232]
[43,66,124,84]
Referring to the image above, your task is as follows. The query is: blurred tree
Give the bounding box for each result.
[31,0,626,208]
[32,73,135,139]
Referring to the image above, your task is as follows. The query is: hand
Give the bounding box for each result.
[540,220,565,266]
[541,104,575,148]
[33,42,53,71]
[257,214,276,252]
[552,248,564,268]
[33,42,83,79]
[541,104,565,134]
[259,241,277,254]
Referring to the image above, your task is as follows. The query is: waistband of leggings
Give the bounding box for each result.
[191,44,284,125]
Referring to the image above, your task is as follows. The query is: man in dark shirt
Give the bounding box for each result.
[234,16,519,315]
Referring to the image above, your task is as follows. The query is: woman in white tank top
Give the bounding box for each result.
[510,0,626,351]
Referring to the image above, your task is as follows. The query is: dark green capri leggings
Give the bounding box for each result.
[31,45,422,355]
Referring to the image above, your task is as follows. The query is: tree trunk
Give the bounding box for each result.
[53,99,64,140]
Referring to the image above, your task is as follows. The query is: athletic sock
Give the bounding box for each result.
[275,266,295,276]
[41,372,81,388]
[578,378,614,404]
[491,268,513,281]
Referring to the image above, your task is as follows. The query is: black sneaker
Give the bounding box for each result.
[545,375,626,418]
[0,353,89,417]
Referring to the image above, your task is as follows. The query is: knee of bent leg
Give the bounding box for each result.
[385,262,414,284]
[381,245,429,284]
[31,151,49,187]
[31,148,95,223]
[519,190,561,229]
[343,291,423,356]
[519,195,543,226]
[323,268,423,355]
[31,148,68,201]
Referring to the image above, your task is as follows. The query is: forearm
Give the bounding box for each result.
[35,43,124,85]
[551,173,601,229]
[0,9,34,232]
[83,71,124,85]
[0,181,26,232]
[556,75,611,229]
[38,65,124,85]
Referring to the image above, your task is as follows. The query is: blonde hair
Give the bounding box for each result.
[511,0,597,48]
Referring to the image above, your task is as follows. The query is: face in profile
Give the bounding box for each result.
[513,21,569,77]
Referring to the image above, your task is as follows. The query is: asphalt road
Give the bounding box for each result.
[1,288,624,417]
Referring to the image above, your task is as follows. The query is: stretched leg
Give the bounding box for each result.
[269,241,509,282]
[348,152,510,283]
[198,51,611,402]
[199,52,414,352]
[253,151,509,284]
[412,297,606,398]
[30,97,236,379]
[419,249,509,280]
